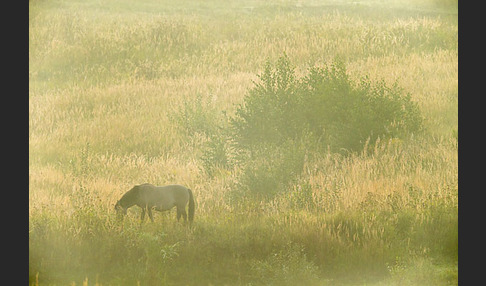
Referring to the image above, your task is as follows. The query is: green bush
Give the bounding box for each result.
[202,55,423,197]
[231,55,302,150]
[232,55,423,154]
[200,131,236,178]
[236,140,307,199]
[227,55,423,198]
[305,67,423,152]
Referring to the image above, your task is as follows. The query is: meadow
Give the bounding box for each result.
[29,0,458,285]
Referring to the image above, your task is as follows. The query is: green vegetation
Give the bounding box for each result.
[29,0,457,285]
[218,55,424,199]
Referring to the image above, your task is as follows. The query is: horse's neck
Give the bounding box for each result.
[120,197,136,209]
[124,202,136,209]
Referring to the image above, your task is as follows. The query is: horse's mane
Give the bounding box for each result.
[119,184,142,207]
[120,184,154,202]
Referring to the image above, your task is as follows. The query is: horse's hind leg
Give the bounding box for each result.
[182,209,187,221]
[176,206,187,222]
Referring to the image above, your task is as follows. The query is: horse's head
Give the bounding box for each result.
[114,200,127,216]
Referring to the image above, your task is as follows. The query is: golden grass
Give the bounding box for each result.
[29,0,457,284]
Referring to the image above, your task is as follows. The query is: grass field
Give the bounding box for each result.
[29,0,458,285]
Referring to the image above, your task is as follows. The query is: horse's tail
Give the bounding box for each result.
[187,188,195,222]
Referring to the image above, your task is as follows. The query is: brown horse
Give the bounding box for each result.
[115,183,195,224]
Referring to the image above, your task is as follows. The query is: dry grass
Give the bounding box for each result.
[29,0,457,285]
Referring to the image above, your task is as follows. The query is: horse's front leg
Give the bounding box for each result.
[147,207,154,222]
[140,207,146,227]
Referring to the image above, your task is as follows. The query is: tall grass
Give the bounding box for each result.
[29,0,457,285]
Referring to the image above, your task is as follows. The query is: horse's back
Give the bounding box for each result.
[158,184,189,191]
[144,184,189,210]
[157,184,189,199]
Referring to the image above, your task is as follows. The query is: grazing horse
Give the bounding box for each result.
[115,183,195,224]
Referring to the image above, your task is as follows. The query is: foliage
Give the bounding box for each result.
[232,54,423,154]
[200,131,234,177]
[227,55,423,198]
[235,139,307,199]
[231,55,301,149]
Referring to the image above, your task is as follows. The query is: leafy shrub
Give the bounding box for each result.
[232,55,423,154]
[200,131,235,177]
[231,55,302,150]
[236,140,307,199]
[227,55,423,198]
